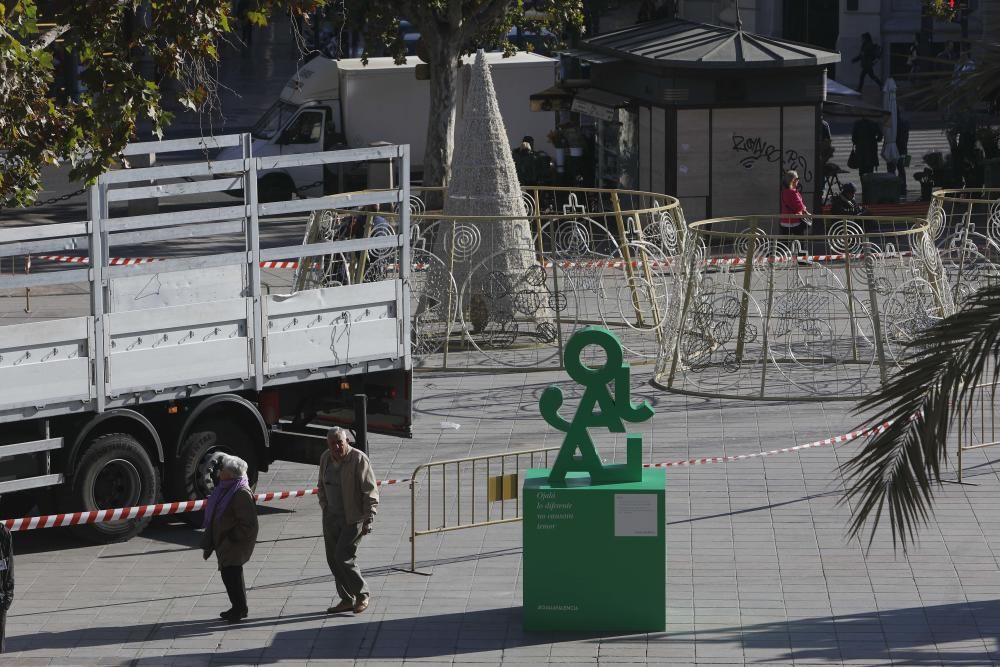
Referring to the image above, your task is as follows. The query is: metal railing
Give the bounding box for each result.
[653,214,954,401]
[325,186,685,372]
[956,380,1000,483]
[929,188,1000,307]
[407,445,559,573]
[0,134,411,421]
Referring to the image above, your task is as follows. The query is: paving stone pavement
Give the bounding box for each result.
[4,365,1000,666]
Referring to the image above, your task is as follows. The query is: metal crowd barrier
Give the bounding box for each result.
[956,380,1000,483]
[407,445,559,573]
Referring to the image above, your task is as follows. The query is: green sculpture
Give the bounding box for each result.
[541,327,654,484]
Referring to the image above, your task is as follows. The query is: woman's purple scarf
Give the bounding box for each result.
[202,478,250,528]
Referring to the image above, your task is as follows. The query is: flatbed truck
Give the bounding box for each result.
[0,136,412,541]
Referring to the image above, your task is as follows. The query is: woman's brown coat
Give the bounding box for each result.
[211,488,259,569]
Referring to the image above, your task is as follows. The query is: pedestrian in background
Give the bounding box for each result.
[889,107,911,191]
[319,426,379,615]
[0,522,13,653]
[851,117,883,178]
[202,455,258,623]
[779,169,811,231]
[852,32,883,92]
[831,183,865,217]
[907,32,926,75]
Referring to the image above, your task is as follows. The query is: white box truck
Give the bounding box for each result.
[226,52,557,200]
[0,136,413,542]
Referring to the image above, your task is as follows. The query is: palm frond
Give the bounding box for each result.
[841,281,1000,550]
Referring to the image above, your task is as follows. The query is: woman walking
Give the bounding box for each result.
[202,455,258,623]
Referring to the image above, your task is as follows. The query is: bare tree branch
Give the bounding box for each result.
[460,0,514,44]
[31,23,70,51]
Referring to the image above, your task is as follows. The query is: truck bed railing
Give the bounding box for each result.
[0,134,411,423]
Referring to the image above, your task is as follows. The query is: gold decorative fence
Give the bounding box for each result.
[653,214,954,401]
[929,188,1000,305]
[327,186,686,372]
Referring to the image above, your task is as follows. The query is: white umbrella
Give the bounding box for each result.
[881,78,900,164]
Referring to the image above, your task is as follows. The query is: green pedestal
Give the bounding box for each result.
[522,468,666,632]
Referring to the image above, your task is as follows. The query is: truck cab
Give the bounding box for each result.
[247,100,342,200]
[224,53,558,198]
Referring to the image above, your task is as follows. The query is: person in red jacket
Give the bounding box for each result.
[780,170,811,230]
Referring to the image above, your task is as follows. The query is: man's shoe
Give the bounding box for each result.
[327,599,355,614]
[221,608,247,623]
[353,596,369,614]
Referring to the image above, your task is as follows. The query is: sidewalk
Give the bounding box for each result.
[5,364,1000,665]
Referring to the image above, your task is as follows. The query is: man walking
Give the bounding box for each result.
[852,32,883,92]
[318,426,379,615]
[0,522,13,653]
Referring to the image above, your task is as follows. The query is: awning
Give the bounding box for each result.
[530,85,574,112]
[827,79,861,97]
[559,48,622,65]
[822,99,891,119]
[571,88,630,122]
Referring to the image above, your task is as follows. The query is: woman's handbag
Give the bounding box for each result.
[847,149,859,170]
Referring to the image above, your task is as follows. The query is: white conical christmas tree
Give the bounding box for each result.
[436,50,550,339]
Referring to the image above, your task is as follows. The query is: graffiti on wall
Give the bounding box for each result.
[781,148,813,184]
[731,134,813,183]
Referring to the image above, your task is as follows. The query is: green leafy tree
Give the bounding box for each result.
[0,0,324,207]
[345,0,584,189]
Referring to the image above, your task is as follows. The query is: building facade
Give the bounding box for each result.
[673,0,993,88]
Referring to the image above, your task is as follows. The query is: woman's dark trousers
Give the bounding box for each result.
[220,566,247,614]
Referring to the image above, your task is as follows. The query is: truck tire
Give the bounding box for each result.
[69,433,159,543]
[258,174,294,202]
[170,420,258,525]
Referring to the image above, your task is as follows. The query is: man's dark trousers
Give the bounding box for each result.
[323,514,369,603]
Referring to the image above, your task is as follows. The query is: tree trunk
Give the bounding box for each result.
[422,36,461,194]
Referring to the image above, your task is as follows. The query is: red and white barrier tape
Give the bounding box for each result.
[2,477,411,532]
[34,255,307,270]
[1,421,893,532]
[642,421,891,469]
[34,252,913,272]
[34,255,161,266]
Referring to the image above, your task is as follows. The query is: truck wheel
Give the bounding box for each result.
[69,433,159,543]
[170,420,258,525]
[258,174,294,202]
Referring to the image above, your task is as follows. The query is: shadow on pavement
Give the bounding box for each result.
[638,598,1000,665]
[8,547,522,619]
[9,581,1000,662]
